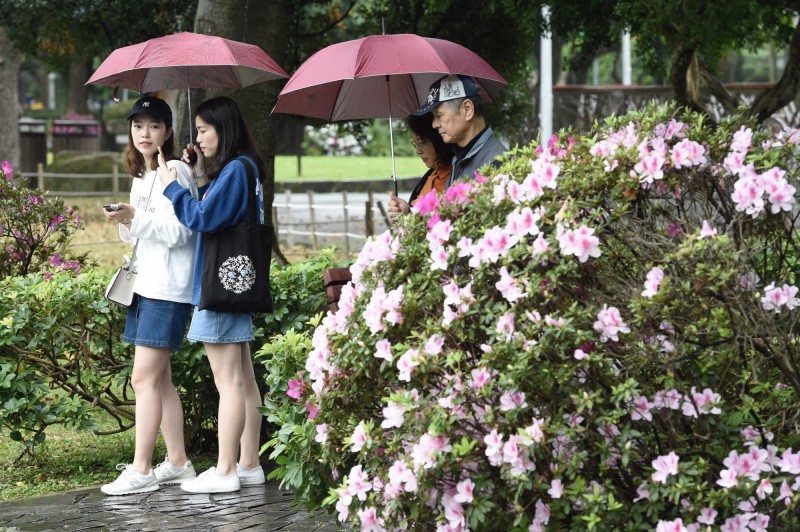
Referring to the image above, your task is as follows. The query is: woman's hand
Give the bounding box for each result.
[182,144,208,186]
[102,203,135,227]
[387,193,410,224]
[157,149,177,187]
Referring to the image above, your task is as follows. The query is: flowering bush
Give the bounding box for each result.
[289,103,800,530]
[304,124,368,156]
[0,160,87,278]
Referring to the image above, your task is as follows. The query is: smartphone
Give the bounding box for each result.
[103,204,120,211]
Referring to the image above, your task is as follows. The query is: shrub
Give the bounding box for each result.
[0,160,88,278]
[291,103,800,530]
[255,249,342,506]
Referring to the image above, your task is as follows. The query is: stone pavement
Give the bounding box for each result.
[0,479,341,531]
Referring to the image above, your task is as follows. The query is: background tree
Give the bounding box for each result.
[0,27,21,167]
[544,0,800,124]
[0,0,196,113]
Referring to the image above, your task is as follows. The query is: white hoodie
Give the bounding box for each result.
[118,159,199,304]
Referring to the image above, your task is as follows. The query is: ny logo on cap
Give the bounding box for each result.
[426,87,439,105]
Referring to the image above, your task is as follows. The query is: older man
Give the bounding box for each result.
[413,74,507,187]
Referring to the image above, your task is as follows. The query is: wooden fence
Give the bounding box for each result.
[22,167,392,255]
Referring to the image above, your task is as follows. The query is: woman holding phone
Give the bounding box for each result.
[100,95,202,495]
[157,96,265,494]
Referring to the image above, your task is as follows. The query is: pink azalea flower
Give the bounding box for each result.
[305,403,319,419]
[286,374,305,400]
[641,266,665,297]
[547,479,563,499]
[335,486,352,522]
[357,507,382,532]
[499,390,527,411]
[397,348,420,382]
[374,338,393,362]
[412,189,440,216]
[496,266,526,303]
[556,224,601,263]
[634,151,665,184]
[427,218,453,247]
[630,395,654,421]
[470,367,492,390]
[443,181,473,205]
[350,422,368,452]
[593,305,630,342]
[454,478,474,504]
[697,507,717,525]
[381,401,406,429]
[429,243,449,270]
[424,334,444,355]
[655,519,687,532]
[1,160,13,179]
[483,430,504,466]
[346,464,372,501]
[314,423,328,444]
[716,468,738,488]
[531,233,549,257]
[699,220,718,238]
[651,451,680,483]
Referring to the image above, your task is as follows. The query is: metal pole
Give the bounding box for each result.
[622,32,632,85]
[539,5,553,143]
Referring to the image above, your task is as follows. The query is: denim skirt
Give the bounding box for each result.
[123,294,192,351]
[187,307,255,344]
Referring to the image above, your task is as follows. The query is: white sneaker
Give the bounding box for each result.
[180,467,240,493]
[101,464,160,495]
[153,455,197,484]
[237,463,265,486]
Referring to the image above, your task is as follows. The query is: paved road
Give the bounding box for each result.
[0,479,340,532]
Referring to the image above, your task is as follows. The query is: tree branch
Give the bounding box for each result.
[744,19,800,124]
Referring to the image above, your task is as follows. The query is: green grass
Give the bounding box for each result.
[0,411,214,501]
[274,155,423,181]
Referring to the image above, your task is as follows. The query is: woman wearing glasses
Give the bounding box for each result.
[387,113,451,223]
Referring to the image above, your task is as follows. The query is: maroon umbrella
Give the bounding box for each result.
[87,32,289,92]
[271,33,506,192]
[87,32,289,138]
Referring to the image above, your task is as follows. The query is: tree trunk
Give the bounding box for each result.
[0,27,21,167]
[66,62,90,115]
[745,20,800,125]
[669,46,705,115]
[190,0,291,264]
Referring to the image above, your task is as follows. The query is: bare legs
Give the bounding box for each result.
[204,341,262,476]
[130,346,188,474]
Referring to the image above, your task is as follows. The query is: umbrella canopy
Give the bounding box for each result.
[86,31,289,92]
[272,33,506,121]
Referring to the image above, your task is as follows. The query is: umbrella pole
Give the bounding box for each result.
[386,75,398,196]
[187,88,192,145]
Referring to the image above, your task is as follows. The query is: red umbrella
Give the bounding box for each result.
[87,32,289,92]
[87,32,289,139]
[271,33,506,192]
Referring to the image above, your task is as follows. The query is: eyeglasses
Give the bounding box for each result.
[410,138,430,149]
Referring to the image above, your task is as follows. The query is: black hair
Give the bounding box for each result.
[405,113,451,167]
[194,96,266,182]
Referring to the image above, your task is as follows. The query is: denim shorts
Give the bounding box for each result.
[123,294,192,351]
[187,307,255,344]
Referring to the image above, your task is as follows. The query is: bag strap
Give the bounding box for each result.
[128,170,158,269]
[235,157,260,225]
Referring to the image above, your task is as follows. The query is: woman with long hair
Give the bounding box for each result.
[157,96,265,493]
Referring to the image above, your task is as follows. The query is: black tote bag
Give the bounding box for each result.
[199,158,274,314]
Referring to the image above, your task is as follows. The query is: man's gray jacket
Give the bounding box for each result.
[447,127,508,187]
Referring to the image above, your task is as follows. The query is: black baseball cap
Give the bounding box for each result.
[413,75,482,116]
[126,95,173,127]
